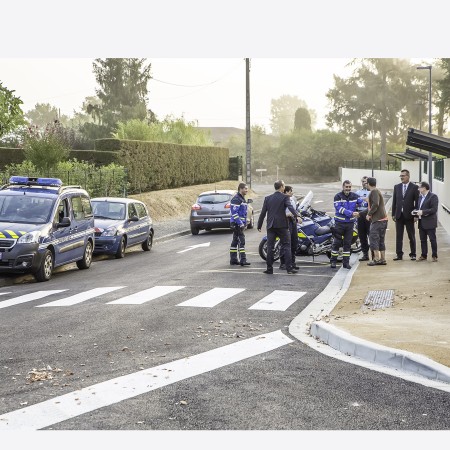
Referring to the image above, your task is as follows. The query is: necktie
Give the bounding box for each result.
[402,184,407,197]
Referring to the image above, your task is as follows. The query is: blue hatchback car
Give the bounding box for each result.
[91,197,154,258]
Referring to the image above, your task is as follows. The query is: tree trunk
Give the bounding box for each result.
[436,101,445,136]
[380,120,387,170]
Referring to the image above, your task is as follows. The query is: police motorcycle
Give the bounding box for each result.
[258,191,361,262]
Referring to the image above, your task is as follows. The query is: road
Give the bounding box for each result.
[0,183,449,432]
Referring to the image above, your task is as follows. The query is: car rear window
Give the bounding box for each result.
[198,194,231,204]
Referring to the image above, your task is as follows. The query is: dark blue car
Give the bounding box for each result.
[91,197,154,258]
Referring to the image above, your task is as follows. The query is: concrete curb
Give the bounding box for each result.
[289,195,450,387]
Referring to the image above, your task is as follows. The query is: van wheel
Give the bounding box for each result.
[77,241,93,269]
[247,213,254,229]
[191,226,199,235]
[115,236,126,258]
[142,232,153,251]
[35,249,53,282]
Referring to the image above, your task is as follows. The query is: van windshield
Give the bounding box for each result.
[0,194,55,224]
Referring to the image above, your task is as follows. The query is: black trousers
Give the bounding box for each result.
[330,221,354,264]
[266,227,292,271]
[230,224,246,263]
[280,219,298,266]
[357,212,370,255]
[395,213,416,258]
[418,222,437,258]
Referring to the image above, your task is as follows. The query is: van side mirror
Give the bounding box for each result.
[57,217,71,228]
[247,198,253,204]
[128,215,139,222]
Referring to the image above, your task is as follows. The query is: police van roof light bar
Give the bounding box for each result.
[9,176,63,187]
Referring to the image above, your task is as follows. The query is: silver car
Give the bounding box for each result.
[189,189,254,235]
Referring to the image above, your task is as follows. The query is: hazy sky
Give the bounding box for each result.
[0,58,356,132]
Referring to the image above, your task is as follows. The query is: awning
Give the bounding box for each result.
[405,148,437,160]
[406,128,450,157]
[388,152,416,161]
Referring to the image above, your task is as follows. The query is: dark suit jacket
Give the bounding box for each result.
[417,192,439,229]
[257,191,298,230]
[392,182,419,220]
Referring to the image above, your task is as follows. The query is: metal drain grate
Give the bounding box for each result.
[364,289,394,309]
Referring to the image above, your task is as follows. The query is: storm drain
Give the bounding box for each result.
[363,289,394,309]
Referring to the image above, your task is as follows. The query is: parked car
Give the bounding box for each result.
[189,189,254,235]
[91,197,154,258]
[0,176,95,282]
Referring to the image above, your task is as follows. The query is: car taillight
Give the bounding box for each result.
[224,202,231,209]
[191,204,201,211]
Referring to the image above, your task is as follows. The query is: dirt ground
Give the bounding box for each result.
[129,181,258,222]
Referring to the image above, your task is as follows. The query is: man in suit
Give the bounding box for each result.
[414,181,439,262]
[391,169,419,261]
[257,180,300,274]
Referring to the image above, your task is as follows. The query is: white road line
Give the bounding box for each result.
[0,290,67,309]
[199,269,332,277]
[106,286,185,305]
[177,287,244,308]
[0,292,11,296]
[0,330,293,430]
[37,287,127,307]
[248,290,307,311]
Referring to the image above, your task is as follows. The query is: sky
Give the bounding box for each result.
[0,58,356,132]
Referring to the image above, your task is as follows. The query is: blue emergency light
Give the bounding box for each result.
[9,176,63,187]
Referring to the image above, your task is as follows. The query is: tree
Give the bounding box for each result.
[436,58,450,135]
[294,107,312,132]
[90,58,152,134]
[23,122,70,172]
[270,95,314,136]
[0,82,25,138]
[326,58,424,168]
[25,103,70,128]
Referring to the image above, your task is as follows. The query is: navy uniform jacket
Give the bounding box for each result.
[333,191,363,223]
[257,191,298,230]
[230,192,248,227]
[417,192,439,230]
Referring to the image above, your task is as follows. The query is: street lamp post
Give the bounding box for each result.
[416,65,432,189]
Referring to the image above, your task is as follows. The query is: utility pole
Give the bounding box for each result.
[245,58,251,187]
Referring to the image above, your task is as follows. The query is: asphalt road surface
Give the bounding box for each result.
[0,183,449,433]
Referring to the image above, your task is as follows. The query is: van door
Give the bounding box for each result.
[68,195,94,260]
[52,197,80,266]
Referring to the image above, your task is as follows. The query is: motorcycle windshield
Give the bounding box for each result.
[298,191,313,212]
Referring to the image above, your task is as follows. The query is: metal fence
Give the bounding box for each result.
[0,169,129,198]
[434,158,445,182]
[343,159,402,172]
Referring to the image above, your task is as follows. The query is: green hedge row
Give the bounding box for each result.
[113,139,229,193]
[0,147,118,168]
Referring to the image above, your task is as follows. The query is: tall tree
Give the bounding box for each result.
[270,95,314,136]
[0,82,25,138]
[326,58,424,168]
[25,103,68,128]
[294,107,312,132]
[90,58,152,133]
[436,58,450,135]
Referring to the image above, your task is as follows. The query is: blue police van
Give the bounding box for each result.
[0,176,95,282]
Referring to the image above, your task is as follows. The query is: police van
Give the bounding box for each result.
[0,176,95,282]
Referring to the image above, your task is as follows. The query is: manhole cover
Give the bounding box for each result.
[363,289,394,309]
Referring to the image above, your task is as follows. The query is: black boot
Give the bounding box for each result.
[359,253,369,261]
[240,261,251,266]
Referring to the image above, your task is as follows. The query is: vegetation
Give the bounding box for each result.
[23,122,71,171]
[0,82,25,138]
[113,116,214,146]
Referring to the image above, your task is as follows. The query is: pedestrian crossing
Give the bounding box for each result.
[0,286,307,312]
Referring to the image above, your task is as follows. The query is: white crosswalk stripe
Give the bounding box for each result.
[36,287,127,307]
[0,290,67,309]
[106,286,185,305]
[248,290,307,311]
[177,287,245,308]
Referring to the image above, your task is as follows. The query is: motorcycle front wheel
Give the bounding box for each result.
[258,239,281,262]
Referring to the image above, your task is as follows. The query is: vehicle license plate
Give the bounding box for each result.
[206,218,220,222]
